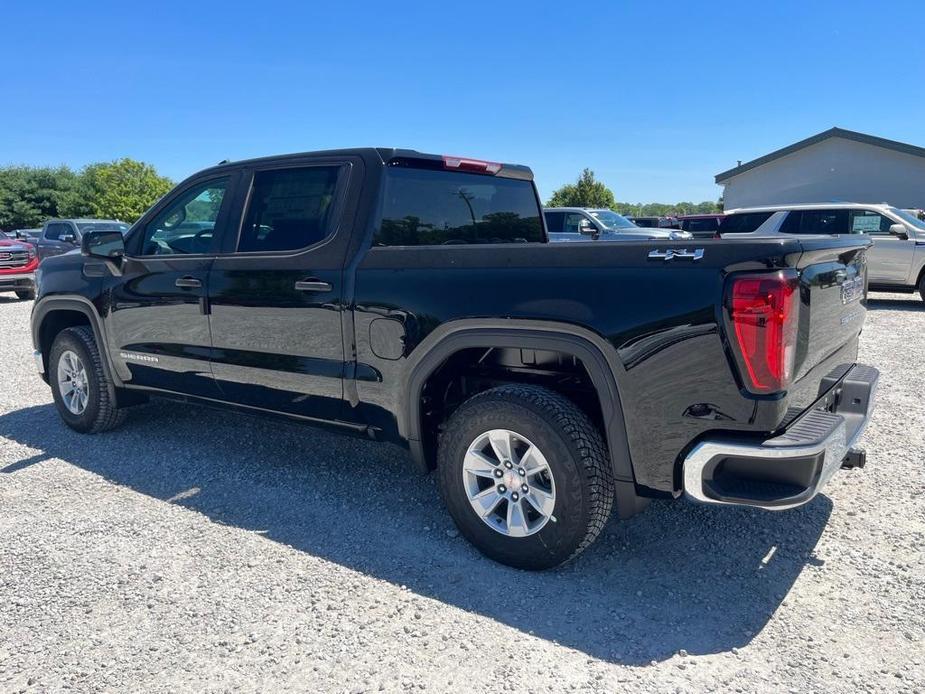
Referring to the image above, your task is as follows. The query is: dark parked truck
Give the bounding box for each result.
[30,148,879,569]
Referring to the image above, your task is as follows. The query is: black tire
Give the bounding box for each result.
[437,384,614,570]
[15,289,35,300]
[918,273,925,303]
[49,326,127,433]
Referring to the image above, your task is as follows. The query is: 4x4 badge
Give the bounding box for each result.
[648,248,704,261]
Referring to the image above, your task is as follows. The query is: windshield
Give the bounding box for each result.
[77,222,130,234]
[589,210,635,230]
[889,207,925,231]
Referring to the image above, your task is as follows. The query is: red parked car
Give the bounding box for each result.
[0,231,39,300]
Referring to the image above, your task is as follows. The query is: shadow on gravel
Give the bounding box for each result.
[0,402,832,665]
[867,297,922,311]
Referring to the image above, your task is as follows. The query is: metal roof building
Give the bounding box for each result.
[716,127,925,210]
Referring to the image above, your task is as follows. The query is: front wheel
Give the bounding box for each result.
[919,274,925,303]
[437,384,615,570]
[49,326,127,433]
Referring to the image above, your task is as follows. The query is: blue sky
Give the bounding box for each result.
[2,1,924,202]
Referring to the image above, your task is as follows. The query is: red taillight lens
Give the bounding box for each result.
[728,272,799,393]
[442,155,502,175]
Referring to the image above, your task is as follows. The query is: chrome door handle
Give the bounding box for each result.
[175,276,202,289]
[294,279,332,292]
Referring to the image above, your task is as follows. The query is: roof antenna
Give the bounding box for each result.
[737,160,742,167]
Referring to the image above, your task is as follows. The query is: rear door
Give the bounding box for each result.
[104,175,239,397]
[852,209,915,284]
[207,158,359,420]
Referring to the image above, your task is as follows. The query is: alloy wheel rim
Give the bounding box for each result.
[462,429,556,537]
[57,350,89,415]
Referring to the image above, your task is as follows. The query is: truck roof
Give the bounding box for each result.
[195,148,534,181]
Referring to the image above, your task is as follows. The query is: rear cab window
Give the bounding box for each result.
[373,167,544,246]
[720,212,774,234]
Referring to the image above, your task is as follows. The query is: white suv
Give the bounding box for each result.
[720,203,925,301]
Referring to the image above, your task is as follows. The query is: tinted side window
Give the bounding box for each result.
[849,210,892,235]
[564,213,586,233]
[140,178,229,255]
[720,212,774,233]
[374,167,543,246]
[44,223,70,240]
[681,218,718,232]
[544,211,565,234]
[779,211,801,234]
[797,209,847,234]
[238,166,340,253]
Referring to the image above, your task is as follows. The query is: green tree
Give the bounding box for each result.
[614,200,722,217]
[547,169,616,209]
[0,165,81,230]
[65,158,173,223]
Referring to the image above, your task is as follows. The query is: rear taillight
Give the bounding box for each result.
[727,271,799,394]
[442,155,502,175]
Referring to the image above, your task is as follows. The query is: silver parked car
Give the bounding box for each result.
[720,203,925,301]
[544,208,692,242]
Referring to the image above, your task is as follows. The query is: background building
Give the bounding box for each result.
[716,127,925,210]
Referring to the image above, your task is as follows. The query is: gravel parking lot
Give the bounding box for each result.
[0,294,923,693]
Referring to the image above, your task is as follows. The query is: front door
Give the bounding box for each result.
[40,222,79,260]
[207,162,352,421]
[104,175,236,397]
[850,209,915,284]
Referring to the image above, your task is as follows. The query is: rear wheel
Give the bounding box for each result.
[15,289,35,300]
[437,384,614,570]
[49,326,127,433]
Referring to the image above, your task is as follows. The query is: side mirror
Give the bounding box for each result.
[578,219,599,237]
[81,230,125,259]
[61,232,77,244]
[889,223,909,240]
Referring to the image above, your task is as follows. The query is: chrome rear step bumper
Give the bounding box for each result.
[683,364,879,510]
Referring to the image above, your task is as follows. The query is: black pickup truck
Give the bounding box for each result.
[30,148,878,569]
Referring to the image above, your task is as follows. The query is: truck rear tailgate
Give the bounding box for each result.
[784,235,872,423]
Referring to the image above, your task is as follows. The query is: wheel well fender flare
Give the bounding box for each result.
[401,319,635,485]
[32,296,124,387]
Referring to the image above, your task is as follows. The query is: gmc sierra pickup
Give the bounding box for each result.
[31,148,879,569]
